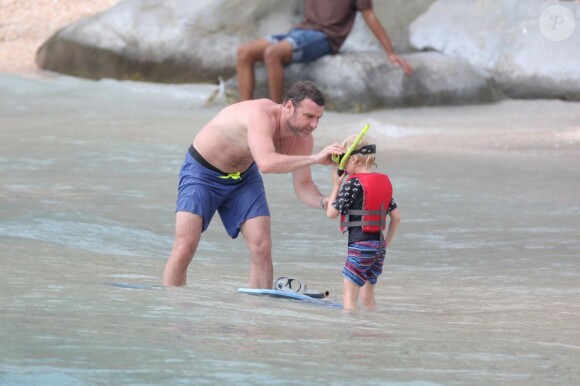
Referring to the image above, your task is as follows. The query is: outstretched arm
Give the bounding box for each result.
[247,111,343,174]
[361,8,413,76]
[292,166,327,208]
[254,142,344,174]
[291,142,347,208]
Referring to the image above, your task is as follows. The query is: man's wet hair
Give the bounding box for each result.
[283,81,325,107]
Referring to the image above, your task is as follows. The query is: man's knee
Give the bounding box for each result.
[237,40,266,64]
[237,44,252,63]
[253,236,272,255]
[171,231,199,261]
[248,237,272,263]
[263,44,291,66]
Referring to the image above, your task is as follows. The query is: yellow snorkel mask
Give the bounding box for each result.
[332,124,370,176]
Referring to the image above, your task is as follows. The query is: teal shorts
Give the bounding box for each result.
[176,146,270,238]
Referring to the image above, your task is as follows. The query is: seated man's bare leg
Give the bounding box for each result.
[263,41,293,103]
[236,39,271,101]
[163,211,203,286]
[240,216,273,289]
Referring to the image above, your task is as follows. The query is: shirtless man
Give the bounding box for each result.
[163,81,343,288]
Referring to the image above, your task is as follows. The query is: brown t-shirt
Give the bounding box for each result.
[295,0,373,54]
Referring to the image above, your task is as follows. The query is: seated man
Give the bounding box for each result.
[236,0,413,103]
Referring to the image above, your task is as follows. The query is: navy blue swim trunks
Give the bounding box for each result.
[176,145,270,238]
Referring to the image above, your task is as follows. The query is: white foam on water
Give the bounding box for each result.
[364,118,438,139]
[0,217,172,257]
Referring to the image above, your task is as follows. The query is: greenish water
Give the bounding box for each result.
[1,74,579,385]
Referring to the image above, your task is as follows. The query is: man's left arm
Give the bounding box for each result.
[292,166,327,209]
[360,8,413,75]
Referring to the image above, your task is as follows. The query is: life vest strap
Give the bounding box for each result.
[341,204,388,231]
[346,209,383,215]
[343,204,388,257]
[340,220,383,228]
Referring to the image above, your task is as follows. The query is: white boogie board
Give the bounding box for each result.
[237,288,342,309]
[238,277,342,308]
[238,288,316,301]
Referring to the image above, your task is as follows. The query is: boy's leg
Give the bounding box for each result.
[342,278,361,310]
[360,282,376,309]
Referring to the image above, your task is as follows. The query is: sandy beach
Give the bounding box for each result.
[0,0,119,76]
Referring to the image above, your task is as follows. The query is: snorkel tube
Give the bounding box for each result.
[332,124,370,176]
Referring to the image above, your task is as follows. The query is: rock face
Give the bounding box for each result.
[36,0,302,83]
[225,51,501,111]
[410,0,580,101]
[36,0,579,110]
[42,0,492,111]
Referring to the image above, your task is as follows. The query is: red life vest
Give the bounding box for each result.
[340,173,393,234]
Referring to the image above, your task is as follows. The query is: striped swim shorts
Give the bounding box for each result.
[342,240,385,287]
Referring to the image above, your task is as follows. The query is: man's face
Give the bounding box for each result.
[287,99,324,137]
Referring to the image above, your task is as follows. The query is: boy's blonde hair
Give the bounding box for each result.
[342,134,377,169]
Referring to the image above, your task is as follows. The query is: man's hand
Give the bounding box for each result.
[314,143,345,165]
[388,53,413,76]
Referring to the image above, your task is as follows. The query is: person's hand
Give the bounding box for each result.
[388,54,413,76]
[315,143,345,166]
[331,167,345,187]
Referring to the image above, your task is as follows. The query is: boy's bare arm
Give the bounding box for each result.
[384,208,401,248]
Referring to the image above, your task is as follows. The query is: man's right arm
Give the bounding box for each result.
[246,111,342,174]
[254,144,343,174]
[360,8,413,76]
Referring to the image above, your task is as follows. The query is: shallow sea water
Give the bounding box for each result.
[1,74,579,385]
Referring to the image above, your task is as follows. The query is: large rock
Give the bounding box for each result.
[224,51,501,111]
[36,0,502,110]
[410,0,580,100]
[36,0,302,83]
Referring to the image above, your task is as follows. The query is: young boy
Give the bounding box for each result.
[325,134,401,310]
